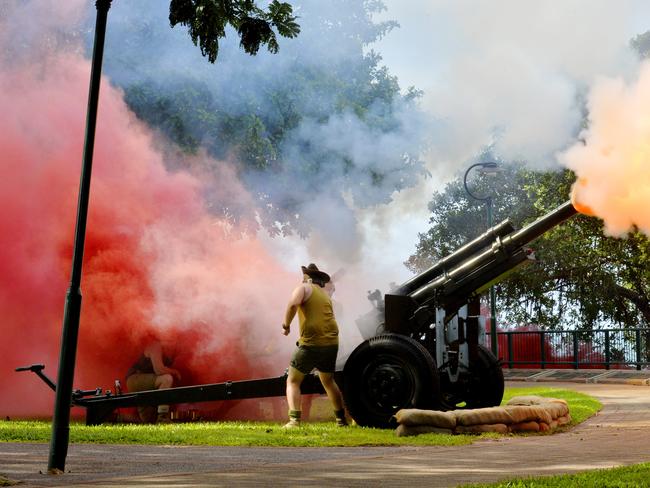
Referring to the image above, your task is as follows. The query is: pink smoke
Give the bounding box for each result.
[0,15,296,417]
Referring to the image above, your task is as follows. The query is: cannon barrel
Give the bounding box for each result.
[395,218,515,295]
[410,200,577,308]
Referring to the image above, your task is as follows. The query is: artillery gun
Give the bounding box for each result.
[345,200,577,426]
[17,201,578,428]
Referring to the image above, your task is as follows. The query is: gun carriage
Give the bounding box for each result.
[18,201,578,428]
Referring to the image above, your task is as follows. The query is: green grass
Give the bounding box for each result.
[461,462,650,487]
[0,420,471,447]
[0,387,600,447]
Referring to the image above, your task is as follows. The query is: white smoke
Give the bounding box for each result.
[58,1,650,345]
[339,1,650,309]
[376,0,645,168]
[267,1,650,337]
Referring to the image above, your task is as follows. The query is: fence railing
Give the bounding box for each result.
[487,328,650,370]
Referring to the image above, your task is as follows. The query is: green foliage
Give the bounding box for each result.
[408,164,650,334]
[510,169,650,331]
[406,162,536,272]
[168,0,300,62]
[118,1,426,234]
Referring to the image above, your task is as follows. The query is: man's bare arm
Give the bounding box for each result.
[282,284,310,335]
[145,342,181,381]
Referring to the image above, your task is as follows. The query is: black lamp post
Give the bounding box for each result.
[48,0,113,473]
[463,162,499,356]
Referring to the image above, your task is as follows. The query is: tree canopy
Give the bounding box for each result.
[104,0,427,238]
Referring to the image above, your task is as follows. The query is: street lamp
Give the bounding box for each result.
[48,0,113,473]
[463,162,500,356]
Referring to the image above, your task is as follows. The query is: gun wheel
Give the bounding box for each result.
[465,344,504,408]
[441,344,504,409]
[343,334,440,428]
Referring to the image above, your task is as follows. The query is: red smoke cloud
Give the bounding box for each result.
[0,44,296,417]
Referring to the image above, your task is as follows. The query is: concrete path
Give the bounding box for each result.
[1,381,649,487]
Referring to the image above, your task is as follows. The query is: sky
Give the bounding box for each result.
[376,1,650,92]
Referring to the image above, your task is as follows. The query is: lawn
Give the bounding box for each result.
[462,462,650,487]
[0,386,600,448]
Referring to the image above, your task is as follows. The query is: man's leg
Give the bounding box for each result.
[155,373,174,389]
[318,371,347,425]
[154,373,174,422]
[302,394,314,420]
[285,366,305,427]
[126,374,158,423]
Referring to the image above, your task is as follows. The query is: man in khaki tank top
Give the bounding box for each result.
[281,263,347,428]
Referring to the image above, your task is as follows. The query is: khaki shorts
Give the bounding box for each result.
[290,344,338,374]
[126,374,158,423]
[126,373,157,392]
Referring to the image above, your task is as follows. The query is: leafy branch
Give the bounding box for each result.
[169,0,300,62]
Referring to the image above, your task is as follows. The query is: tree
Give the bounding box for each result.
[630,31,650,59]
[407,164,650,338]
[406,161,537,272]
[105,0,427,236]
[169,0,300,62]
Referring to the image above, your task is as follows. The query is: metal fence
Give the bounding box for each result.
[488,328,650,370]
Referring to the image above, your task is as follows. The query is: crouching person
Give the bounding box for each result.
[281,263,347,428]
[126,340,181,423]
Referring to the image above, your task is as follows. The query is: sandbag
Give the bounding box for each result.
[507,396,568,419]
[507,395,549,406]
[394,409,457,429]
[395,424,454,437]
[456,423,509,434]
[542,402,569,419]
[510,420,540,432]
[549,398,568,407]
[454,407,514,426]
[548,399,569,415]
[393,396,569,437]
[504,405,553,425]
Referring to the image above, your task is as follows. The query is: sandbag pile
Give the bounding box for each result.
[394,395,571,437]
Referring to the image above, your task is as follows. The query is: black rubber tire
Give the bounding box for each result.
[464,344,505,408]
[342,334,440,428]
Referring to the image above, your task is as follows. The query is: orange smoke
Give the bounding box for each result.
[0,49,295,416]
[561,61,650,236]
[570,178,595,216]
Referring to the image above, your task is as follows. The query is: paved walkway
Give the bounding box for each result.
[503,367,650,385]
[1,381,649,487]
